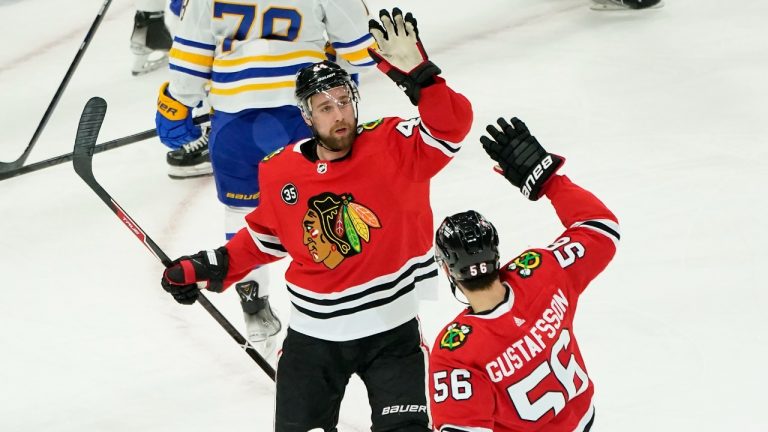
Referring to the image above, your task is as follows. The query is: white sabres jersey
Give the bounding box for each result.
[168,0,375,113]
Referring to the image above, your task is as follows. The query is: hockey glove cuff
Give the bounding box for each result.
[368,8,441,105]
[156,82,202,149]
[480,117,564,201]
[161,247,230,305]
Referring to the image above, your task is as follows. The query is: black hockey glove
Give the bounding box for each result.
[480,117,564,201]
[161,247,229,305]
[368,8,441,105]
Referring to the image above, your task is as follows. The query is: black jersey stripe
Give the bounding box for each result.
[257,237,287,253]
[420,124,459,154]
[580,220,620,241]
[287,256,436,306]
[291,270,438,319]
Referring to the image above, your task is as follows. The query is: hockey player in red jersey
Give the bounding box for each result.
[430,117,620,432]
[160,8,472,432]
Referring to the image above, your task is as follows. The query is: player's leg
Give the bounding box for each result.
[275,329,353,432]
[209,107,311,360]
[357,319,431,432]
[131,0,172,75]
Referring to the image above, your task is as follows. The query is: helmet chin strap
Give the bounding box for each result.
[448,276,470,306]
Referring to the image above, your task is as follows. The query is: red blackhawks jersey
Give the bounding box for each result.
[429,175,620,432]
[223,78,472,341]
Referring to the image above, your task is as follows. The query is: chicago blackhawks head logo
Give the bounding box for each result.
[302,192,381,269]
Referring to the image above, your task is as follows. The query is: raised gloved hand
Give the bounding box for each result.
[367,8,441,105]
[155,82,202,149]
[480,117,564,201]
[161,247,229,305]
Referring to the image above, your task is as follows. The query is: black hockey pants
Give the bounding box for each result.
[274,318,431,432]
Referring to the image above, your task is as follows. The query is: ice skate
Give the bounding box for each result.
[235,281,282,362]
[166,126,213,179]
[130,11,172,76]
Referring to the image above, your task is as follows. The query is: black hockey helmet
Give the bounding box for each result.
[295,60,359,118]
[435,210,500,285]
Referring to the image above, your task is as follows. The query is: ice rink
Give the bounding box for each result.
[1,0,767,430]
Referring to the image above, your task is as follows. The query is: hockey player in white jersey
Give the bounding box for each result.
[154,0,375,361]
[130,0,174,75]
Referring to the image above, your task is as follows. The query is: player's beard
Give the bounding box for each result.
[317,119,356,153]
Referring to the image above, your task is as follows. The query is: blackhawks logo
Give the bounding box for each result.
[439,322,472,351]
[507,251,542,278]
[358,118,383,132]
[261,146,285,163]
[302,192,381,269]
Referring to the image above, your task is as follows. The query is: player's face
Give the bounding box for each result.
[302,210,331,263]
[309,86,356,152]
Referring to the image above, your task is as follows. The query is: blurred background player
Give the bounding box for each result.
[429,117,620,432]
[591,0,664,10]
[154,0,375,360]
[130,0,177,76]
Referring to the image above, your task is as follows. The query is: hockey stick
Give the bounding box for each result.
[72,97,276,381]
[0,113,210,182]
[0,0,112,175]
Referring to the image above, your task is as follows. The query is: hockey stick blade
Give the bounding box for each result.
[0,0,113,174]
[72,97,276,381]
[1,113,210,182]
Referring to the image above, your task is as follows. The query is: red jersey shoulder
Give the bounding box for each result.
[502,248,562,281]
[356,116,421,140]
[435,315,475,353]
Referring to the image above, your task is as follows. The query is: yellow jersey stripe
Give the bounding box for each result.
[213,50,326,67]
[169,48,214,67]
[340,46,374,62]
[210,80,296,95]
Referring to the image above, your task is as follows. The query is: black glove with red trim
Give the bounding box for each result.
[480,117,564,201]
[161,247,229,305]
[367,8,441,105]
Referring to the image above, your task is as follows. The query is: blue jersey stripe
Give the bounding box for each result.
[331,33,373,49]
[211,63,310,83]
[173,36,216,51]
[169,64,212,79]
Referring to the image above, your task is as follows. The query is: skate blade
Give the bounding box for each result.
[131,52,169,76]
[167,162,213,179]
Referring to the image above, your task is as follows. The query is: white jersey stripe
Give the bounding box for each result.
[572,402,595,432]
[571,218,620,247]
[419,123,461,157]
[247,227,288,258]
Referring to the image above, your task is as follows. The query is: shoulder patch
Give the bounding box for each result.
[261,146,285,163]
[359,118,383,132]
[506,250,542,278]
[439,322,472,351]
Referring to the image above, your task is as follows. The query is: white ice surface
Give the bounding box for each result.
[1,0,767,431]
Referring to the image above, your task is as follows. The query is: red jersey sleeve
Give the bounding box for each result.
[540,175,620,295]
[386,77,473,182]
[223,195,287,289]
[430,354,496,432]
